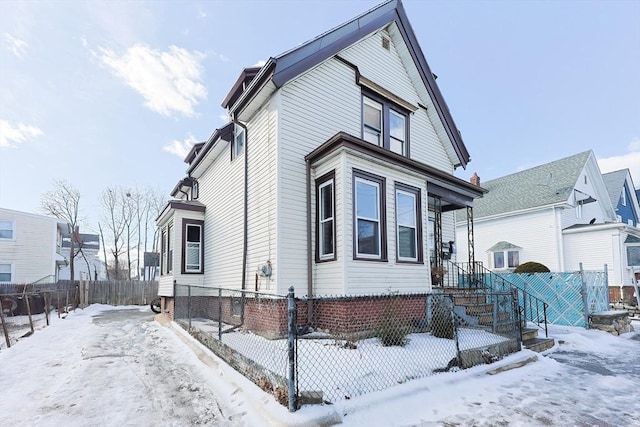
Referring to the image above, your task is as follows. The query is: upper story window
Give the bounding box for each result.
[396,183,422,263]
[627,245,640,267]
[354,169,386,261]
[183,220,204,274]
[0,220,14,239]
[0,263,12,282]
[316,171,336,262]
[192,180,199,200]
[232,125,245,160]
[161,223,173,275]
[494,250,519,269]
[575,201,583,219]
[621,189,627,206]
[362,93,409,156]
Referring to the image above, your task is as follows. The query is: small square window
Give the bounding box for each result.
[0,263,12,282]
[0,220,14,239]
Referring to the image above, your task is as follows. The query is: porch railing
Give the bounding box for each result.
[443,260,548,337]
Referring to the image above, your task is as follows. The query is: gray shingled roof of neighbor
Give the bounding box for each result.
[602,169,627,208]
[486,241,522,252]
[471,151,592,219]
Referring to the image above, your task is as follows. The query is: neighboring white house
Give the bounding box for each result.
[455,151,640,290]
[157,0,485,307]
[58,232,106,281]
[0,207,70,284]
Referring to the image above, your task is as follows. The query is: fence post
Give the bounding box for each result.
[0,297,10,348]
[579,263,589,329]
[218,288,223,341]
[492,293,498,333]
[522,282,528,324]
[187,285,192,330]
[287,286,297,412]
[604,264,610,307]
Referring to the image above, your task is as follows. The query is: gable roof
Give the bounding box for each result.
[602,169,627,207]
[222,0,470,168]
[487,241,522,252]
[472,151,592,219]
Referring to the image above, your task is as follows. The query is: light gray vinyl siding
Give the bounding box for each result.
[246,101,278,293]
[563,229,614,279]
[279,58,360,296]
[310,153,345,296]
[343,154,429,295]
[0,208,60,284]
[339,29,453,172]
[456,209,562,272]
[197,139,245,289]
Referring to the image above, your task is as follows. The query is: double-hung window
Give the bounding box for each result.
[183,220,204,273]
[354,170,386,260]
[161,223,173,275]
[493,250,519,269]
[232,125,245,160]
[0,263,12,282]
[362,93,409,156]
[396,183,422,262]
[0,220,14,239]
[316,171,335,261]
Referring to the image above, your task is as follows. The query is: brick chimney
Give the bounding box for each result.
[470,172,480,186]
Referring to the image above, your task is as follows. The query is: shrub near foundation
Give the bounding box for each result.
[513,261,550,273]
[376,296,410,347]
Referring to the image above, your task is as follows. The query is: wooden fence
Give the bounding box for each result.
[1,280,158,307]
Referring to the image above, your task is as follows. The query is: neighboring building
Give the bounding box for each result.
[0,207,70,284]
[157,0,484,309]
[602,169,640,228]
[455,151,640,291]
[58,232,106,281]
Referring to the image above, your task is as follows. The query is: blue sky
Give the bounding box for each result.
[1,0,639,230]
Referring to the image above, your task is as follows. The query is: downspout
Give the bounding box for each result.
[306,159,313,321]
[234,119,249,291]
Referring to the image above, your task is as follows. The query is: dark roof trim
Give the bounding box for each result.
[221,66,262,109]
[427,182,474,209]
[184,142,205,164]
[393,0,469,168]
[225,0,470,168]
[625,235,640,243]
[170,177,195,198]
[156,200,206,222]
[222,60,276,112]
[305,132,486,200]
[187,122,234,175]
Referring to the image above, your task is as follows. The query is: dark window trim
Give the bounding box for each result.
[352,168,387,262]
[361,90,410,157]
[231,124,246,162]
[167,222,174,274]
[160,228,166,275]
[315,170,337,263]
[395,182,423,264]
[181,219,204,274]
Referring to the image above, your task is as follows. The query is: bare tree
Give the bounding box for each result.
[41,180,83,280]
[100,187,127,280]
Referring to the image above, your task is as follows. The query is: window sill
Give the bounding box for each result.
[353,256,388,263]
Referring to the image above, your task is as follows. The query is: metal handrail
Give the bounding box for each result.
[445,260,549,337]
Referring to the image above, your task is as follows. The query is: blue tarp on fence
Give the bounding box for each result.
[496,271,609,327]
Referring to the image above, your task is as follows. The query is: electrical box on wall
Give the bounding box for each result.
[257,260,272,278]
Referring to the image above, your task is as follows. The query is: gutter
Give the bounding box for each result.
[234,119,249,292]
[306,159,313,319]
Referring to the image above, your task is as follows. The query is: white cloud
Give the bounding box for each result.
[253,59,267,67]
[99,44,207,118]
[80,36,88,48]
[0,119,43,148]
[598,137,640,186]
[163,133,199,159]
[219,114,230,123]
[4,33,28,59]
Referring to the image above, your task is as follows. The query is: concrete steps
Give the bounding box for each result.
[522,327,555,352]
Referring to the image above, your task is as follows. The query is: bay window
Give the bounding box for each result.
[316,171,336,261]
[354,169,386,260]
[396,183,422,262]
[182,219,204,274]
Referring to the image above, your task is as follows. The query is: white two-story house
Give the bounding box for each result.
[0,207,70,284]
[157,0,484,318]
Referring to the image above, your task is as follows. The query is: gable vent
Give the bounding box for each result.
[381,35,390,51]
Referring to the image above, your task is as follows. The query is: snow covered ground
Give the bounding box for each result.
[0,304,638,426]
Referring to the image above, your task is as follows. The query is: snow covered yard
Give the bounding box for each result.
[0,305,638,426]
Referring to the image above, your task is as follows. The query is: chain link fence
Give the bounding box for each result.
[0,282,79,349]
[174,285,520,410]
